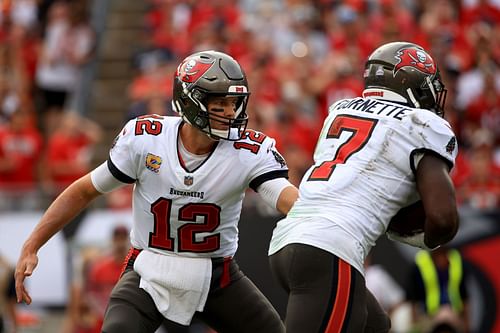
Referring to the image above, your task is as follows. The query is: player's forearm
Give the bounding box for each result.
[21,174,100,254]
[276,185,299,215]
[416,155,459,248]
[424,210,459,248]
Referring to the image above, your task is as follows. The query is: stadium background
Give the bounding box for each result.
[0,0,499,332]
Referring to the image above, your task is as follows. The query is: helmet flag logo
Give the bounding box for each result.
[394,48,436,76]
[177,59,214,84]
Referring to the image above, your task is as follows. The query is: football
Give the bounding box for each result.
[387,200,426,236]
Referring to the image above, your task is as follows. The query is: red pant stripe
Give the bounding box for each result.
[220,257,232,288]
[120,247,142,277]
[325,259,351,333]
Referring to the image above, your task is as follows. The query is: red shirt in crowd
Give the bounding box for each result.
[87,256,123,315]
[0,123,43,189]
[75,255,123,333]
[45,132,91,190]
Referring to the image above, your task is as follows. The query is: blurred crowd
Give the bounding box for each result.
[0,2,498,332]
[0,0,499,211]
[0,0,99,211]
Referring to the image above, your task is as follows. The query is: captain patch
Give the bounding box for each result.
[145,153,162,173]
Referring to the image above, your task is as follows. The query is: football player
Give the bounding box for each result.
[268,42,459,332]
[15,51,298,333]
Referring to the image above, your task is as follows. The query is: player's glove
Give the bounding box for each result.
[386,231,439,251]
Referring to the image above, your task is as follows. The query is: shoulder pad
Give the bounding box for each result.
[408,109,458,167]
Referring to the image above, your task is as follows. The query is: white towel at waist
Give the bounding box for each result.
[133,250,212,325]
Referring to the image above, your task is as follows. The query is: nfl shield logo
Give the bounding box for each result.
[184,176,194,186]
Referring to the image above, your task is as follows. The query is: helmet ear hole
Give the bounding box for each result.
[193,115,209,129]
[191,89,206,102]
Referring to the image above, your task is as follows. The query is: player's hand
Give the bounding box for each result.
[14,252,38,304]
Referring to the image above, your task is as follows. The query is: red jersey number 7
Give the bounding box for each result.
[308,115,378,181]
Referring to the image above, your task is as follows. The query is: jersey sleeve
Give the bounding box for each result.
[107,120,140,183]
[408,110,458,172]
[247,134,289,191]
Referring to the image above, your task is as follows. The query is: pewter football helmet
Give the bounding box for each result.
[363,42,447,117]
[172,50,250,140]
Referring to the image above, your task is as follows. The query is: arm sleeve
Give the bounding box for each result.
[90,162,129,193]
[256,178,295,210]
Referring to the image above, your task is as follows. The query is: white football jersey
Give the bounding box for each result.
[109,115,288,258]
[269,97,458,274]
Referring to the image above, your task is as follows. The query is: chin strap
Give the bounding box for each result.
[387,231,439,251]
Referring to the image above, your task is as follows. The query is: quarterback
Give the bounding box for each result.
[15,51,298,333]
[269,42,459,332]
